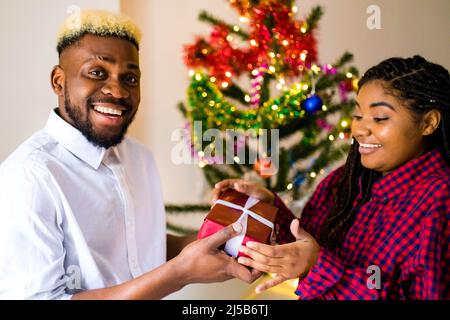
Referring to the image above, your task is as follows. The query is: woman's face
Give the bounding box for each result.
[352,80,427,174]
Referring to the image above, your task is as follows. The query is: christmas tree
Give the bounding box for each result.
[166,0,359,233]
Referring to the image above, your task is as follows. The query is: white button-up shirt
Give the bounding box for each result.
[0,110,167,299]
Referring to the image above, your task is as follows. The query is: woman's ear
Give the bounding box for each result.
[422,109,441,136]
[51,65,65,96]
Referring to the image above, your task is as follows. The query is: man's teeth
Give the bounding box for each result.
[93,105,123,116]
[360,143,382,148]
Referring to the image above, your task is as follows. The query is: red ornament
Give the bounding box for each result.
[254,158,275,178]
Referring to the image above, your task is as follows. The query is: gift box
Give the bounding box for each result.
[198,189,278,258]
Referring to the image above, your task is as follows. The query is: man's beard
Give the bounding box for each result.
[63,88,136,149]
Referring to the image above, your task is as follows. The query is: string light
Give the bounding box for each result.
[233,25,240,32]
[346,72,353,78]
[328,134,335,141]
[300,52,307,61]
[310,172,317,178]
[233,156,240,163]
[286,183,293,190]
[188,70,195,76]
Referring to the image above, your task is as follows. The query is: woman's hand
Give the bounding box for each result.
[237,219,320,293]
[212,179,274,205]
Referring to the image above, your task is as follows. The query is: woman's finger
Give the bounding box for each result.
[255,275,286,293]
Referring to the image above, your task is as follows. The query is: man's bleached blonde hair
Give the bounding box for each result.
[56,9,141,55]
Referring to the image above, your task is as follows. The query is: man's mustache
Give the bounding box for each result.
[87,97,132,110]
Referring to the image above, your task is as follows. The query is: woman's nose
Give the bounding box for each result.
[351,118,371,138]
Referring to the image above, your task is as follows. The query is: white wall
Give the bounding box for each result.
[0,0,120,161]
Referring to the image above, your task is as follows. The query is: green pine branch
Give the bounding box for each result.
[306,6,324,32]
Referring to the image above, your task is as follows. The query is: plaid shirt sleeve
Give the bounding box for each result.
[272,167,344,245]
[296,247,382,300]
[401,183,450,299]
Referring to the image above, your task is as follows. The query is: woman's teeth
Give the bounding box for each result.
[93,105,123,116]
[359,143,382,148]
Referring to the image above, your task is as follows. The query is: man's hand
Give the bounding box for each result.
[173,222,262,285]
[212,179,274,205]
[237,219,320,293]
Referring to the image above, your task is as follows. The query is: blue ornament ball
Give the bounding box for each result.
[302,94,323,113]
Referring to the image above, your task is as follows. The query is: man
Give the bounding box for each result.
[0,10,259,299]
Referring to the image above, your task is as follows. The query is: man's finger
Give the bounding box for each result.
[250,269,263,283]
[255,275,285,293]
[204,222,242,248]
[226,260,255,284]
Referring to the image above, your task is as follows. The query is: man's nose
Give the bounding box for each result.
[101,78,129,99]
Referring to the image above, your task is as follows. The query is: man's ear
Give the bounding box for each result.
[51,65,65,96]
[422,109,441,136]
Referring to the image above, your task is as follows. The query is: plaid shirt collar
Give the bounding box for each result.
[370,148,447,202]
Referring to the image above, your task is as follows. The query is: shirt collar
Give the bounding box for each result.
[45,109,107,169]
[371,148,447,202]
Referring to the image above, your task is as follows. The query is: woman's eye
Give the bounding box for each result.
[352,115,362,120]
[374,117,389,122]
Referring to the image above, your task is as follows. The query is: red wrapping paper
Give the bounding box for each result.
[198,189,278,257]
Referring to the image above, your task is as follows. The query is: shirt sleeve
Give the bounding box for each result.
[273,167,344,244]
[401,183,450,299]
[0,165,71,300]
[295,247,382,300]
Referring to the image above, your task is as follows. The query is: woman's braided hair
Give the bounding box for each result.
[319,55,450,251]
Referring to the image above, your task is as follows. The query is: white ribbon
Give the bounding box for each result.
[213,197,274,257]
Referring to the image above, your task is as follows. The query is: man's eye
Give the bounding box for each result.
[126,75,138,85]
[89,70,106,78]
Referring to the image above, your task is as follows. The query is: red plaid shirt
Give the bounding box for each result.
[273,148,450,299]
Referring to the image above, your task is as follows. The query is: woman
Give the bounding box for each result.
[213,55,450,299]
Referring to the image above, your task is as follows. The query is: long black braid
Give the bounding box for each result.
[319,55,450,251]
